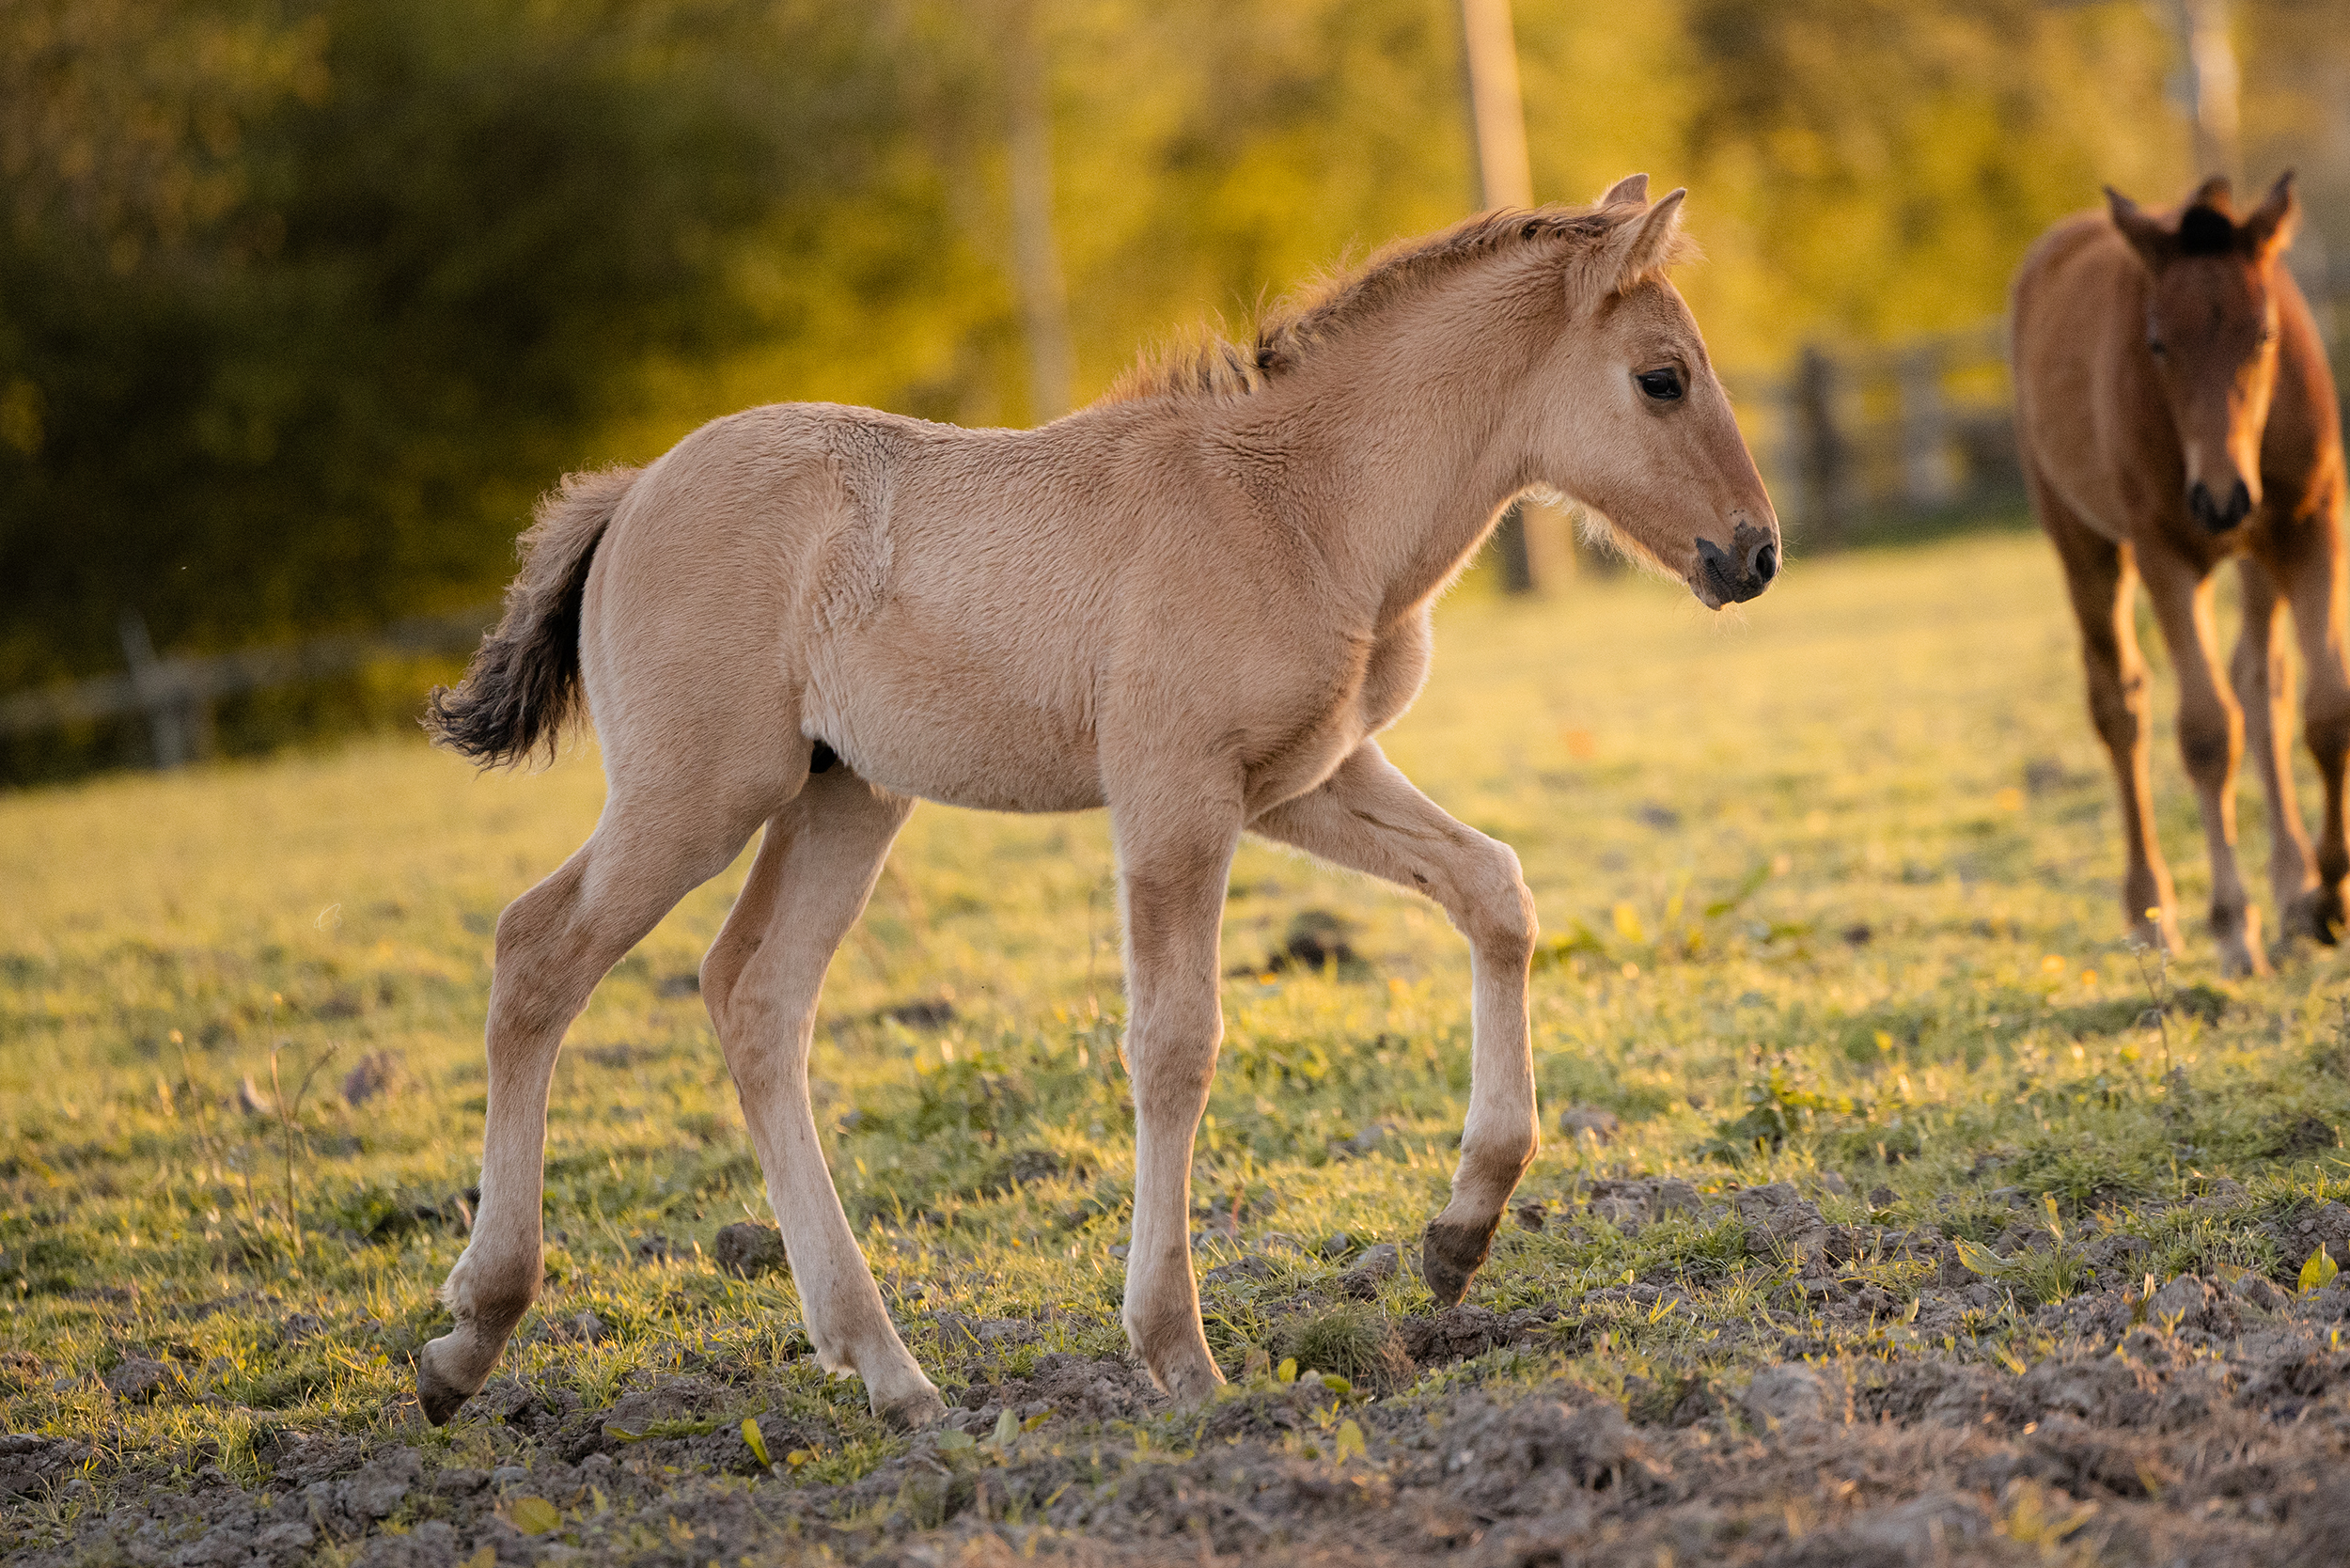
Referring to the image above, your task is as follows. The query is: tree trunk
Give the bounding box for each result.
[1006,0,1073,424]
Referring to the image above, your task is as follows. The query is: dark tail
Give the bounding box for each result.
[424,465,641,767]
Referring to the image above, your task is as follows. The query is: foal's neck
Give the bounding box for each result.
[1261,273,1559,623]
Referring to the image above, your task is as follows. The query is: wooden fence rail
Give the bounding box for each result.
[1724,318,2023,550]
[0,606,495,769]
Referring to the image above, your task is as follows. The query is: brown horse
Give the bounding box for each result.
[2013,174,2348,976]
[411,178,1778,1429]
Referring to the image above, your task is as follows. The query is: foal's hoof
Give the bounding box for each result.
[875,1388,948,1433]
[1421,1216,1500,1309]
[2285,886,2347,946]
[2216,906,2270,979]
[1148,1349,1227,1406]
[415,1341,477,1428]
[2217,941,2269,980]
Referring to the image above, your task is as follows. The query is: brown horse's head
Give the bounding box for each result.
[2107,173,2301,533]
[1532,176,1781,608]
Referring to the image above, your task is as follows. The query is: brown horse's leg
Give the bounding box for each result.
[1249,743,1535,1306]
[2232,557,2322,933]
[2039,485,2177,951]
[1106,778,1243,1403]
[419,792,764,1422]
[2140,549,2266,976]
[700,771,944,1430]
[2277,510,2350,942]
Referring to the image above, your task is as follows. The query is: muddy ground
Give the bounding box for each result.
[10,1219,2350,1568]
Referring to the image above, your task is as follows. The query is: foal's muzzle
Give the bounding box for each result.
[2188,478,2253,533]
[1696,525,1778,606]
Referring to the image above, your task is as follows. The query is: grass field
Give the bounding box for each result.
[9,529,2350,1566]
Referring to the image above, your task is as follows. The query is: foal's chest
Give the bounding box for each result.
[1225,616,1432,811]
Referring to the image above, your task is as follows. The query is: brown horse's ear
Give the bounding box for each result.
[2106,186,2175,269]
[2241,170,2300,263]
[1597,173,1649,209]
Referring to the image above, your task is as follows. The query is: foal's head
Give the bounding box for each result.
[1527,176,1779,609]
[2107,174,2301,533]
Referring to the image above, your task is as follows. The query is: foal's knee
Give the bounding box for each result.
[2306,699,2350,772]
[1127,1008,1221,1110]
[2177,713,2237,782]
[1457,839,1536,963]
[2086,661,2146,753]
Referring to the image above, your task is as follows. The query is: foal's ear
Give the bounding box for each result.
[1597,173,1650,209]
[2241,170,2300,263]
[2106,186,2175,269]
[1572,188,1691,312]
[1612,188,1687,278]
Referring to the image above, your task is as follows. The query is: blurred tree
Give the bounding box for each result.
[0,0,990,686]
[1001,0,2192,394]
[2238,0,2350,346]
[9,0,2330,709]
[1642,0,2184,359]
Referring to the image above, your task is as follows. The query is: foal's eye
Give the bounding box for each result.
[1636,368,1684,401]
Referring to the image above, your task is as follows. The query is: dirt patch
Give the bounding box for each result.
[17,1287,2350,1566]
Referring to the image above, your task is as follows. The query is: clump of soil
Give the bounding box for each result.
[712,1222,787,1278]
[1233,910,1369,977]
[1273,1303,1416,1392]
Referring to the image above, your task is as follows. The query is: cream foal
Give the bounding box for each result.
[417,175,1778,1428]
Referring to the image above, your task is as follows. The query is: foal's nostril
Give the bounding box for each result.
[1694,537,1740,603]
[1750,541,1778,586]
[2189,482,2220,532]
[2190,480,2254,532]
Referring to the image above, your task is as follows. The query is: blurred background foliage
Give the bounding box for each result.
[0,0,2343,697]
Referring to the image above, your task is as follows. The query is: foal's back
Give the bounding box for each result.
[581,395,1353,815]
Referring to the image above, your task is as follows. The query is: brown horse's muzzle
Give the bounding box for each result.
[1694,520,1779,607]
[2188,477,2255,533]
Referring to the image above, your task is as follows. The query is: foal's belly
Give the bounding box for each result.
[804,659,1105,815]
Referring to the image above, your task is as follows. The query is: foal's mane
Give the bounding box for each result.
[1104,202,1684,405]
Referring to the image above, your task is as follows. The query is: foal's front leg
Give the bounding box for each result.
[1109,792,1244,1403]
[2143,556,2266,976]
[2231,558,2322,930]
[1250,743,1538,1305]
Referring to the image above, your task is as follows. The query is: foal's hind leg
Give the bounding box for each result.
[417,794,762,1423]
[700,770,944,1430]
[2278,514,2350,942]
[1250,744,1537,1305]
[2231,557,2322,935]
[2141,550,2266,976]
